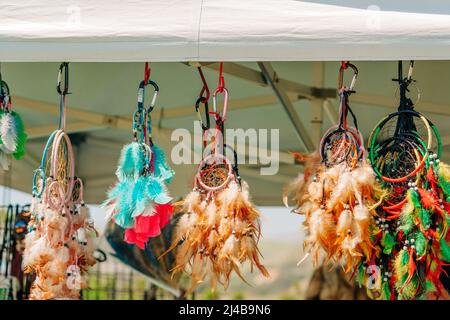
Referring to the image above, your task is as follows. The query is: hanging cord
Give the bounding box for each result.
[56,62,69,131]
[224,144,241,186]
[195,67,211,149]
[393,60,416,136]
[217,62,225,93]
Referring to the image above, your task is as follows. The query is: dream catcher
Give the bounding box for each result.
[102,63,174,250]
[284,62,381,272]
[359,61,450,300]
[22,63,97,300]
[162,66,269,294]
[0,71,27,170]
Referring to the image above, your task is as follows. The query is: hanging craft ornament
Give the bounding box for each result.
[359,61,450,300]
[22,63,97,300]
[284,62,382,272]
[0,71,27,170]
[161,66,269,294]
[102,63,174,249]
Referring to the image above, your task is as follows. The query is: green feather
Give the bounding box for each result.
[410,189,421,208]
[394,249,409,292]
[381,232,396,255]
[399,275,419,300]
[381,281,391,300]
[399,212,415,235]
[418,208,432,230]
[439,238,450,262]
[356,262,365,288]
[424,280,437,296]
[415,232,427,257]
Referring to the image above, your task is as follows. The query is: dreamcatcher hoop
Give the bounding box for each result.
[368,110,432,183]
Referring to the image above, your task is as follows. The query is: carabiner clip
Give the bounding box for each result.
[212,87,228,123]
[195,96,210,131]
[0,80,11,111]
[138,79,159,113]
[57,62,69,95]
[338,62,358,92]
[406,60,414,82]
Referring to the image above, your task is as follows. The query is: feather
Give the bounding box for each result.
[151,145,175,183]
[440,237,450,262]
[115,142,145,181]
[381,232,396,255]
[415,232,427,258]
[328,170,354,208]
[0,112,18,153]
[336,209,353,240]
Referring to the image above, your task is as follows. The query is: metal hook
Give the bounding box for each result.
[56,62,69,95]
[406,60,414,82]
[212,87,228,123]
[138,79,159,113]
[338,61,358,91]
[0,80,11,111]
[195,96,210,131]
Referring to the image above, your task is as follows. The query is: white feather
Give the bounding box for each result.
[0,112,17,153]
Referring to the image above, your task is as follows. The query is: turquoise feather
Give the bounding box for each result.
[114,181,136,228]
[131,177,148,217]
[146,176,172,204]
[152,145,175,183]
[116,142,145,181]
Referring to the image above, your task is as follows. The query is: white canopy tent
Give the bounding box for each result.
[1,0,450,61]
[0,1,450,206]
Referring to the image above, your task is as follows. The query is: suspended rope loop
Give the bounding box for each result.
[198,67,210,102]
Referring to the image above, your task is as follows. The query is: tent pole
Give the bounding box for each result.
[258,62,315,152]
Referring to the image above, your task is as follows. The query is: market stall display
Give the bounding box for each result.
[22,63,97,300]
[102,63,174,249]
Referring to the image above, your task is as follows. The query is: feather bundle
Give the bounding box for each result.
[362,150,450,300]
[0,108,27,170]
[165,176,269,294]
[102,141,174,248]
[285,154,380,272]
[23,130,97,300]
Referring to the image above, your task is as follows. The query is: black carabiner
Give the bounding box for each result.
[138,79,159,113]
[195,96,210,131]
[57,62,69,95]
[0,80,11,110]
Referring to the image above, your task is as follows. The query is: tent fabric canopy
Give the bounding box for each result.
[1,0,450,62]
